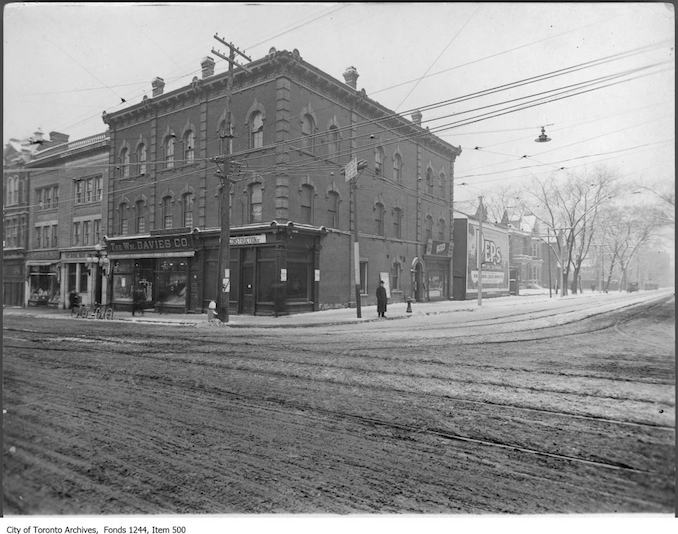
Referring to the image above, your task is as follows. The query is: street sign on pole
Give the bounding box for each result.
[345,157,358,182]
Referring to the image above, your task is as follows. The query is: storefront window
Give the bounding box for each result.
[257,260,277,302]
[112,260,134,302]
[287,261,310,300]
[28,265,60,305]
[157,259,187,307]
[427,269,445,298]
[79,264,89,293]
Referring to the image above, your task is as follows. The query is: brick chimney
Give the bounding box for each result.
[152,77,165,97]
[201,56,215,79]
[49,131,69,144]
[343,66,359,89]
[411,110,422,126]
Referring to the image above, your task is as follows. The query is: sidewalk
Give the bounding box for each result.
[4,289,667,329]
[2,289,550,328]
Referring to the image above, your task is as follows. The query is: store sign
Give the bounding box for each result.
[230,234,266,246]
[108,235,193,253]
[426,240,450,256]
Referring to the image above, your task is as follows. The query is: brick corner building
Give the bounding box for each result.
[101,48,461,315]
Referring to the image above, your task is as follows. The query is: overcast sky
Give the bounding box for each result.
[3,2,675,208]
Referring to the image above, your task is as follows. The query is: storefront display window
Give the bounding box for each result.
[112,259,134,302]
[29,265,60,306]
[257,260,277,302]
[287,261,310,300]
[157,259,188,307]
[428,270,445,298]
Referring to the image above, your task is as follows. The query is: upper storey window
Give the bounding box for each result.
[249,182,263,223]
[184,131,195,164]
[165,136,175,169]
[374,147,384,176]
[250,112,264,149]
[137,144,147,175]
[426,168,434,195]
[120,148,130,178]
[393,153,402,182]
[301,114,315,153]
[328,125,340,159]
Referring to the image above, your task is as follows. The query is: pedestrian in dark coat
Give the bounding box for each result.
[376,280,387,318]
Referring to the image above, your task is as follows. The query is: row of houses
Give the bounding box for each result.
[3,48,556,314]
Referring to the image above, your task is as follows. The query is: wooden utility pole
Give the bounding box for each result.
[210,35,251,322]
[477,195,484,307]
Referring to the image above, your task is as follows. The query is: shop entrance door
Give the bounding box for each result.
[240,249,255,314]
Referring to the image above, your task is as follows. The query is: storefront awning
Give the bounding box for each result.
[108,251,195,260]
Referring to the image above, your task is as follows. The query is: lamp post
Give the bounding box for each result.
[87,243,103,306]
[477,195,484,307]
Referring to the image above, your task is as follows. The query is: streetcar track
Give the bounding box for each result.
[6,339,674,416]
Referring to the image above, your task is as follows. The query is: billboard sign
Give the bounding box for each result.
[466,221,509,292]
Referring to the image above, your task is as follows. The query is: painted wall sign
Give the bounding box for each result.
[466,221,509,292]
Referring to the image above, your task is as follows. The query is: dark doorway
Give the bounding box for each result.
[240,248,255,314]
[414,262,424,302]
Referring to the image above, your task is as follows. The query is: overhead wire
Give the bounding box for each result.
[394,4,481,111]
[17,50,668,175]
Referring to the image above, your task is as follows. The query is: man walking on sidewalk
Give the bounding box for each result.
[376,280,387,318]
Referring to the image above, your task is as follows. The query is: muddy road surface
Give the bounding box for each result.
[3,295,674,513]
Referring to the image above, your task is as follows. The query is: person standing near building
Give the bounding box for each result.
[376,279,387,318]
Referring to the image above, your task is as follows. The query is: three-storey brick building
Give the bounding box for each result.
[101,48,461,315]
[23,132,110,308]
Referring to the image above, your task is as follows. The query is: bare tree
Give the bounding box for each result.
[480,184,526,225]
[520,168,617,295]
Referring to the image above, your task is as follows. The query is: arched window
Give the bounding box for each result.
[6,177,14,205]
[300,184,313,224]
[393,207,403,239]
[301,114,315,152]
[165,136,175,169]
[425,215,433,242]
[391,262,402,291]
[375,202,385,236]
[135,200,146,234]
[182,193,194,227]
[438,218,446,241]
[250,112,264,149]
[120,148,130,178]
[119,203,128,235]
[439,172,446,197]
[249,182,263,223]
[218,120,233,155]
[375,146,384,176]
[184,130,195,164]
[162,196,173,229]
[426,168,434,195]
[328,125,340,159]
[137,144,147,175]
[393,153,402,182]
[327,191,339,228]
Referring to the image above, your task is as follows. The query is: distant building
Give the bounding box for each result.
[499,212,557,291]
[101,49,461,314]
[3,134,39,306]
